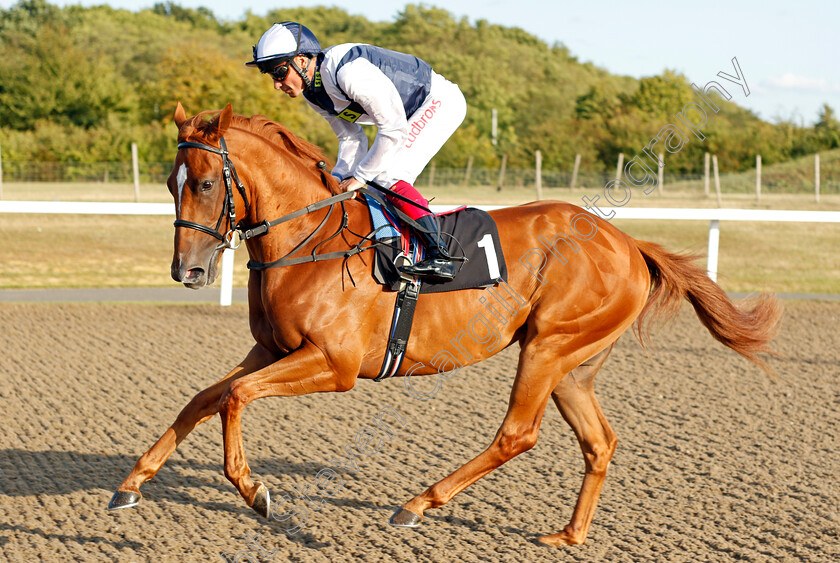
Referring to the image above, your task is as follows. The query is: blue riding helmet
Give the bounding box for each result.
[246,22,321,72]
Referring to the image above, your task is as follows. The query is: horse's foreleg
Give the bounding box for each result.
[108,343,277,510]
[538,345,616,546]
[217,343,356,516]
[391,343,557,527]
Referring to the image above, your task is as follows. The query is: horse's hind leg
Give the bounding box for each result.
[391,341,558,527]
[537,345,616,546]
[107,343,277,510]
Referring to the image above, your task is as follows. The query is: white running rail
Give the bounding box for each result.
[3,201,839,304]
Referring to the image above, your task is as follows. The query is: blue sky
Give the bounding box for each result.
[5,0,839,124]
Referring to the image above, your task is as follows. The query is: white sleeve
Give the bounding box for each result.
[335,59,408,183]
[305,99,368,180]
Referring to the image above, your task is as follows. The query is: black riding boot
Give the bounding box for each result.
[398,215,456,281]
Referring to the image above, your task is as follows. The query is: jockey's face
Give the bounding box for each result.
[274,55,309,98]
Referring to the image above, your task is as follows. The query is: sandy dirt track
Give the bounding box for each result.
[0,300,838,562]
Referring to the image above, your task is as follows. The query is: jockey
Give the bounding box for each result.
[246,21,467,281]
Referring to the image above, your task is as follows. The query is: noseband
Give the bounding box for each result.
[174,137,250,249]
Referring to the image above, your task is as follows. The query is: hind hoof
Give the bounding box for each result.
[107,490,141,511]
[251,484,270,519]
[389,507,422,527]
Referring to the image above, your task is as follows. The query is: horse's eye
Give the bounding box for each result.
[201,181,213,191]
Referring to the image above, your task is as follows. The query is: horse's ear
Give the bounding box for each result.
[173,102,187,128]
[207,104,233,141]
[218,104,233,135]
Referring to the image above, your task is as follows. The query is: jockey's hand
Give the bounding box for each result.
[339,177,365,193]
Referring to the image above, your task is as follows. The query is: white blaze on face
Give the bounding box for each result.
[176,163,188,214]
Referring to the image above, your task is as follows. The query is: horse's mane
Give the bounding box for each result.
[180,109,341,194]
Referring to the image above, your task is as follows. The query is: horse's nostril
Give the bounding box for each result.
[185,268,205,283]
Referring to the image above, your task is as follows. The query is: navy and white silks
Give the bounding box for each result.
[303,43,467,188]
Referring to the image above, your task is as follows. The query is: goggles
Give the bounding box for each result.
[259,59,292,81]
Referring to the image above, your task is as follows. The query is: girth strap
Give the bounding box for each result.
[374,279,422,381]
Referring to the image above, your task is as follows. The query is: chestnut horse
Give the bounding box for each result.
[108,103,780,546]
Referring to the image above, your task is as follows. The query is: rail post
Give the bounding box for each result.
[463,155,473,187]
[815,153,820,203]
[615,152,624,183]
[219,248,235,306]
[131,143,141,202]
[707,219,720,282]
[657,152,664,196]
[570,153,580,189]
[496,154,507,191]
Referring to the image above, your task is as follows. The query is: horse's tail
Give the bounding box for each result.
[633,239,782,374]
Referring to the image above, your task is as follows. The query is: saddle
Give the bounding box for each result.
[363,191,507,294]
[361,189,508,380]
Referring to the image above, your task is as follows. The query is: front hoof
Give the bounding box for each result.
[389,507,422,528]
[107,490,141,511]
[536,531,584,546]
[250,484,270,519]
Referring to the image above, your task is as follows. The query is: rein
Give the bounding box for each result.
[243,190,383,271]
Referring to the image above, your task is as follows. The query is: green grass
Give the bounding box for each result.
[0,183,837,294]
[423,184,840,211]
[4,180,840,210]
[0,214,251,289]
[611,220,840,294]
[1,182,172,203]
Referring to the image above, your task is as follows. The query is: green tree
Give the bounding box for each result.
[0,0,66,33]
[0,1,808,174]
[0,23,135,129]
[620,70,693,118]
[814,104,840,149]
[151,1,221,30]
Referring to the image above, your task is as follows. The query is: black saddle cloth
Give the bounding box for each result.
[366,197,508,294]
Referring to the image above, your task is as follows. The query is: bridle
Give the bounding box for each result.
[172,135,451,280]
[173,136,376,274]
[174,137,250,250]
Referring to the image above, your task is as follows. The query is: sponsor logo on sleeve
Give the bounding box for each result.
[338,108,362,123]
